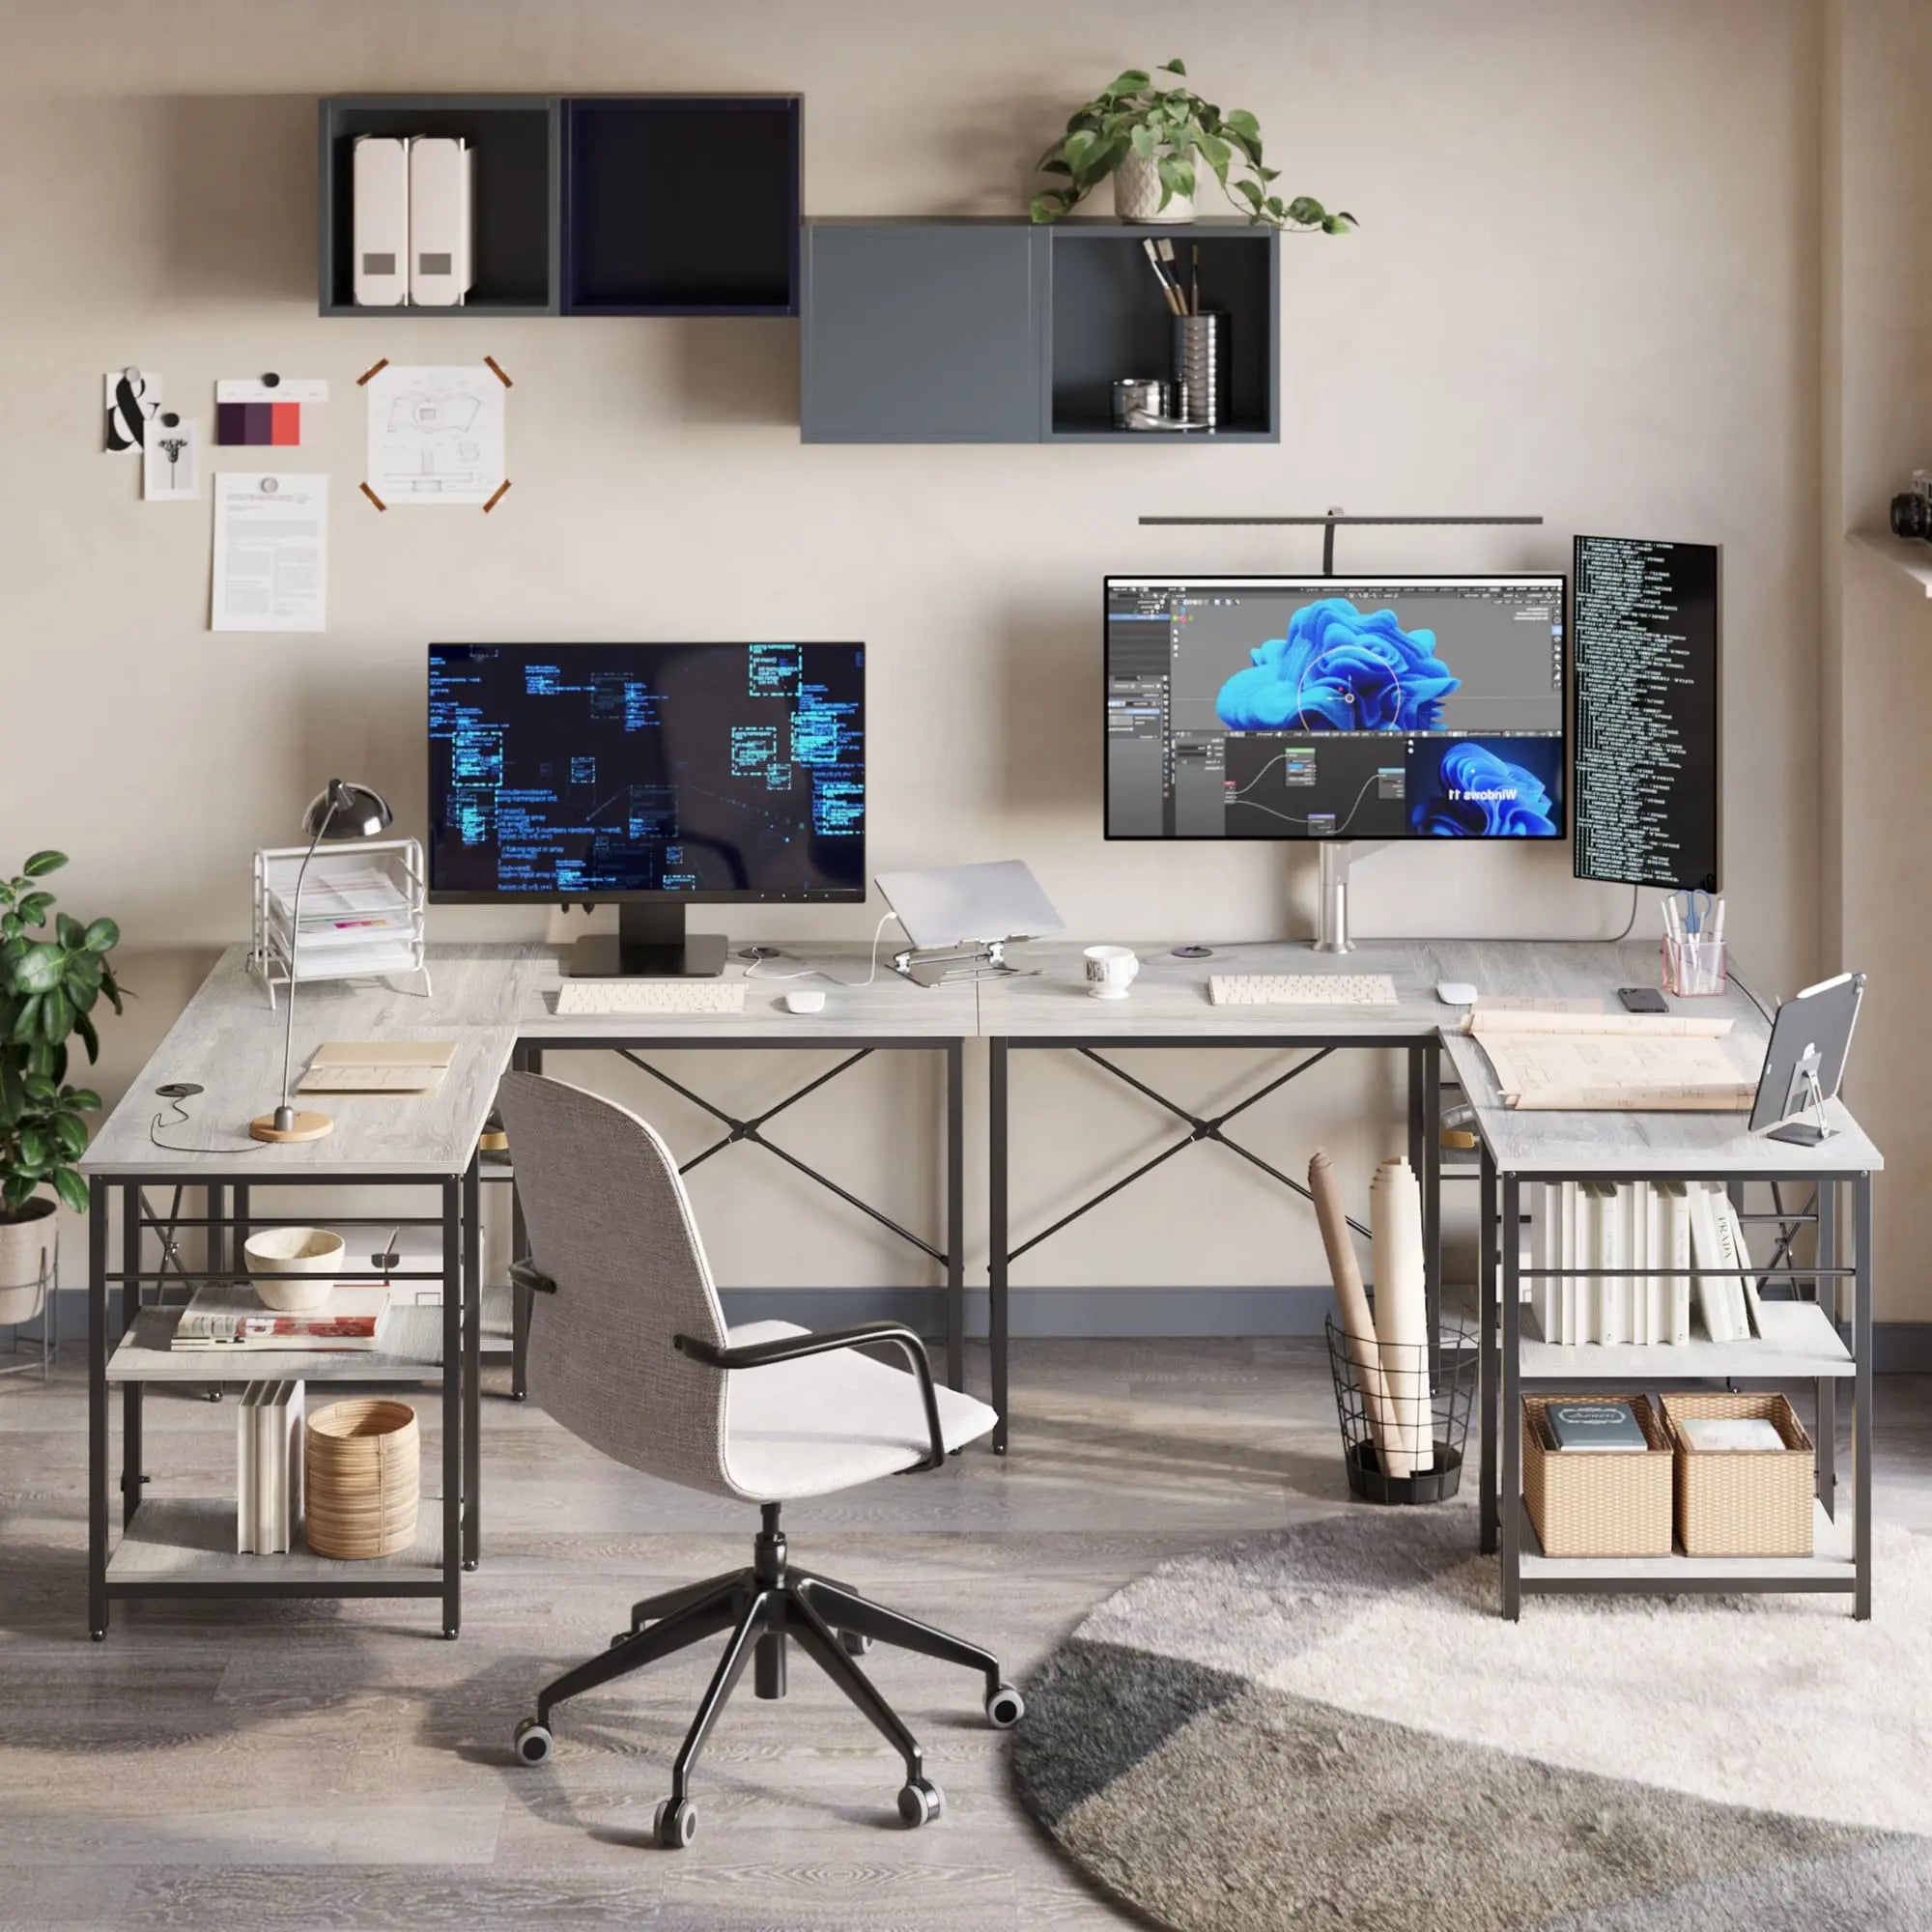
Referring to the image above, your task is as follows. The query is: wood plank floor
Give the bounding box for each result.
[2,1341,1927,1930]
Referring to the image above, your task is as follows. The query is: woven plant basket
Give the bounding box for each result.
[1522,1393,1674,1557]
[304,1399,419,1559]
[1661,1390,1814,1556]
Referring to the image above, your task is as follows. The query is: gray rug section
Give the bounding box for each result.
[1012,1511,1931,1932]
[1009,1637,1249,1831]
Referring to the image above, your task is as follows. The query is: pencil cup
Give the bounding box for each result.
[1171,312,1227,429]
[1662,934,1726,997]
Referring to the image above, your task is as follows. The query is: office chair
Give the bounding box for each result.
[495,1072,1022,1847]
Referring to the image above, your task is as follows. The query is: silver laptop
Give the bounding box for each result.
[874,862,1064,982]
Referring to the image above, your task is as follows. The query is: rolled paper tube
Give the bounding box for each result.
[1371,1157,1430,1474]
[1309,1151,1401,1476]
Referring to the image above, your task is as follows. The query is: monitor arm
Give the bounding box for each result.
[1312,839,1389,953]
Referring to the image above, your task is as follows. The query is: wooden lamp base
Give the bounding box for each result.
[249,1109,334,1144]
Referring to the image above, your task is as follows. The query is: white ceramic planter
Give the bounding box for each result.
[0,1199,55,1326]
[244,1225,346,1312]
[1113,149,1196,224]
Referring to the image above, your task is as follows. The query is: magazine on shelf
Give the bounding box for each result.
[173,1284,391,1351]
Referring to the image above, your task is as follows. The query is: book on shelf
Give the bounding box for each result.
[1531,1180,1707,1348]
[1546,1399,1650,1452]
[237,1378,305,1554]
[1686,1183,1757,1342]
[172,1284,391,1352]
[1661,1182,1692,1344]
[1677,1415,1786,1453]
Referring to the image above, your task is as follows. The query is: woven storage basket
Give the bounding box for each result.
[1661,1391,1814,1556]
[304,1399,419,1559]
[1522,1393,1674,1557]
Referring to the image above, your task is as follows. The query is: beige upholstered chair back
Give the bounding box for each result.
[495,1071,734,1499]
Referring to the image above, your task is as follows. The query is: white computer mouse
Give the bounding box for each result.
[1435,980,1478,1007]
[783,989,827,1015]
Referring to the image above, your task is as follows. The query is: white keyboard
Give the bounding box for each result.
[1208,973,1399,1008]
[554,978,748,1016]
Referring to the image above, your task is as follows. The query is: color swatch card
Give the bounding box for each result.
[215,378,327,447]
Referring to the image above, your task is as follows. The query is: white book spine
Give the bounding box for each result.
[1719,1194,1763,1338]
[1574,1185,1601,1345]
[1558,1181,1578,1345]
[1533,1183,1561,1343]
[1601,1185,1630,1348]
[288,1378,306,1548]
[351,135,410,306]
[1666,1184,1692,1343]
[237,1382,263,1554]
[1687,1184,1737,1342]
[255,1384,279,1556]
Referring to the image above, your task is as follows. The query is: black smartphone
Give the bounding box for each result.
[1617,986,1669,1014]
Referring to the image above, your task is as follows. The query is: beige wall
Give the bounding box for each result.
[1824,0,1932,1318]
[2,0,1844,1302]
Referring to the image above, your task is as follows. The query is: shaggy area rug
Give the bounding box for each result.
[1010,1509,1932,1931]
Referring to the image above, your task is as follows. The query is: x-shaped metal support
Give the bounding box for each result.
[1008,1046,1366,1265]
[616,1047,944,1266]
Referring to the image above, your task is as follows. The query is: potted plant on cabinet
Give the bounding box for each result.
[0,852,122,1321]
[1031,59,1353,233]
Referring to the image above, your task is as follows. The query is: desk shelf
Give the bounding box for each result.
[108,1497,444,1591]
[108,1305,451,1384]
[1517,1497,1855,1594]
[1519,1298,1853,1384]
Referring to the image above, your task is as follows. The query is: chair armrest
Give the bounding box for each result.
[674,1321,948,1472]
[509,1256,556,1296]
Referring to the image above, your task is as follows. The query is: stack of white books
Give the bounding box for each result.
[238,1380,304,1555]
[1525,1179,1763,1347]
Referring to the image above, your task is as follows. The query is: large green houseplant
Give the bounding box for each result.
[0,852,121,1311]
[1031,59,1353,233]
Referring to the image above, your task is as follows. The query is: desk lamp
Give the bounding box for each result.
[249,780,394,1144]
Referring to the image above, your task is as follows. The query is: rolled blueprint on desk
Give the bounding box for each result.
[1370,1157,1429,1476]
[1309,1151,1401,1478]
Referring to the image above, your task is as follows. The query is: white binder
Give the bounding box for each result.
[408,136,473,306]
[351,135,410,306]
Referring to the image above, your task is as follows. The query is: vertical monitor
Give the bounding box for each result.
[427,642,866,903]
[1572,537,1720,892]
[1105,576,1567,839]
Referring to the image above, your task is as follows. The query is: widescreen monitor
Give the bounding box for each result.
[1104,575,1567,841]
[428,641,865,975]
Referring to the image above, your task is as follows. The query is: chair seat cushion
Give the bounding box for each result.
[722,1321,998,1500]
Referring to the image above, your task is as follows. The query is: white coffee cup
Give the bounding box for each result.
[1083,945,1140,1000]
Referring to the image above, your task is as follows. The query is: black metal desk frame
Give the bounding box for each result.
[88,1163,481,1641]
[986,1033,1443,1454]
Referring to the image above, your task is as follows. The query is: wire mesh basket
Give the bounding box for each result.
[1325,1315,1477,1505]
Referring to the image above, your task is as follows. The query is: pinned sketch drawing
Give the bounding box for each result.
[363,363,506,507]
[143,418,200,500]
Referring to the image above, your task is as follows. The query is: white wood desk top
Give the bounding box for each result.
[83,946,529,1179]
[517,943,979,1041]
[980,940,1448,1038]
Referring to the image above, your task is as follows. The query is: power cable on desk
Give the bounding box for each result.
[742,911,904,990]
[146,1083,257,1155]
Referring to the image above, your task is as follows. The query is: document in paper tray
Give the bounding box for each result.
[1478,1031,1756,1112]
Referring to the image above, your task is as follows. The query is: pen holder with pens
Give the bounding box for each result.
[1662,933,1726,997]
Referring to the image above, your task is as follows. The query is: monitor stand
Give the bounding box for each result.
[1313,840,1354,953]
[567,903,729,980]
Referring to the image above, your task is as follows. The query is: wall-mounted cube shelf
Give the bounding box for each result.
[318,94,802,319]
[800,217,1279,444]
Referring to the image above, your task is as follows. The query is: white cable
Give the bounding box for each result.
[743,912,903,989]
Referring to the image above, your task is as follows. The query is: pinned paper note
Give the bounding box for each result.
[143,418,199,500]
[103,368,160,451]
[215,376,327,446]
[212,473,328,633]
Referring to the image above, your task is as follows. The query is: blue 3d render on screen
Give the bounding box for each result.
[1104,576,1566,841]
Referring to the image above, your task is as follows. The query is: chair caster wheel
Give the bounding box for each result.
[896,1777,944,1828]
[654,1797,696,1849]
[513,1718,554,1765]
[986,1684,1025,1729]
[838,1629,873,1656]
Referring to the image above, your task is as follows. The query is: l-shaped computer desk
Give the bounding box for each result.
[79,936,1879,1635]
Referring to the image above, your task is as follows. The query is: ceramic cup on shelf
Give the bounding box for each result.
[243,1226,345,1312]
[1083,945,1141,1000]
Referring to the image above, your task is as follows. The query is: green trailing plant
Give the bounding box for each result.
[0,852,122,1219]
[1031,59,1354,234]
